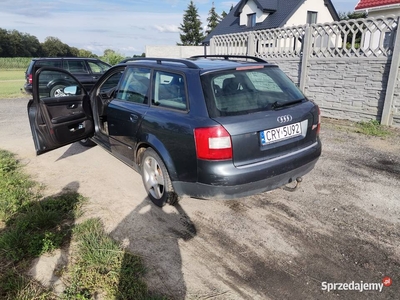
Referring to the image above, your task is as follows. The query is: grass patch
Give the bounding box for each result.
[0,150,38,221]
[0,69,26,99]
[0,69,25,81]
[0,81,26,99]
[0,149,165,299]
[356,120,391,137]
[63,218,164,300]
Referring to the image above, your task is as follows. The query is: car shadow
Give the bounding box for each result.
[56,142,94,161]
[111,198,197,300]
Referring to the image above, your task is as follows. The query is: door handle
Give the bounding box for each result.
[68,104,77,109]
[130,114,138,122]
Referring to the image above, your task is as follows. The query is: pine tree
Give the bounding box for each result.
[221,10,227,19]
[178,0,205,46]
[205,2,220,35]
[221,4,233,20]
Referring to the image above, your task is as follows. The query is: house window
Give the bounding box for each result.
[307,11,318,24]
[247,13,256,27]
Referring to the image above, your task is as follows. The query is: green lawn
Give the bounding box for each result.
[0,69,27,98]
[0,69,25,80]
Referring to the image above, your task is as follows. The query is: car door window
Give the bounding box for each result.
[88,61,111,74]
[116,67,150,104]
[152,71,187,111]
[64,60,89,74]
[37,70,78,99]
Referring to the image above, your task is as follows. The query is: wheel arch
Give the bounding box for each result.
[136,135,179,182]
[47,79,75,91]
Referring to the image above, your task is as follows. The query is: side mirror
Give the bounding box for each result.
[64,86,79,95]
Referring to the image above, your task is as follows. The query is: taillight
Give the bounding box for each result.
[28,74,32,84]
[194,126,232,160]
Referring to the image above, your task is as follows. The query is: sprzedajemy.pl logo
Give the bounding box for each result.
[321,277,392,293]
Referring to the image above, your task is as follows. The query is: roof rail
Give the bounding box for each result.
[190,55,267,63]
[119,57,200,69]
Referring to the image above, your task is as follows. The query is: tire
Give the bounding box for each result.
[50,85,66,97]
[141,148,178,207]
[79,138,96,147]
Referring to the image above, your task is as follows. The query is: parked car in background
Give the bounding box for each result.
[27,55,321,207]
[24,57,111,96]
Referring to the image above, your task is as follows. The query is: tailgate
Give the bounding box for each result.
[213,101,319,167]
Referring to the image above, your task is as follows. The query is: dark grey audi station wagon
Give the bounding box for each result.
[27,55,321,206]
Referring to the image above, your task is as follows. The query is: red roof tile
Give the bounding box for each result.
[355,0,400,10]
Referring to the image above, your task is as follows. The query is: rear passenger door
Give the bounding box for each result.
[107,66,151,165]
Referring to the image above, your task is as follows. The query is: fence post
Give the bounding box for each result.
[247,33,255,56]
[381,17,400,126]
[210,37,216,55]
[300,24,312,92]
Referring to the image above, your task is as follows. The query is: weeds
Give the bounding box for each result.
[0,150,38,221]
[356,120,391,137]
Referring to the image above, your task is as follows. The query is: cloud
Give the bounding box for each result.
[154,25,180,33]
[0,0,225,55]
[220,1,237,9]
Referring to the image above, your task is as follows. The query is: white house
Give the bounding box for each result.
[203,0,339,44]
[355,0,400,18]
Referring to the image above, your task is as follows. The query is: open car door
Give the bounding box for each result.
[27,67,94,155]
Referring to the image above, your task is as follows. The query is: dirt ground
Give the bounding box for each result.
[1,97,399,299]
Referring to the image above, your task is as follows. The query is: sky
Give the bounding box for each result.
[0,0,360,57]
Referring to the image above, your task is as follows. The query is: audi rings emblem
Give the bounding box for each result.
[277,115,293,123]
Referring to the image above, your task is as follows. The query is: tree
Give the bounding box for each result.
[21,33,42,56]
[101,49,124,65]
[205,2,220,35]
[41,36,69,57]
[67,46,80,57]
[338,11,367,20]
[178,0,204,46]
[78,49,97,58]
[221,4,233,20]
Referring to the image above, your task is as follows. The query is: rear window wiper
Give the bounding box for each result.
[271,98,304,109]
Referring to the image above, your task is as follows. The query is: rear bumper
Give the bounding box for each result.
[24,83,32,94]
[173,140,321,199]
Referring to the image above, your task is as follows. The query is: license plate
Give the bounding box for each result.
[260,122,302,145]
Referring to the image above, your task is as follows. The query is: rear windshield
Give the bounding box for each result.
[201,66,305,117]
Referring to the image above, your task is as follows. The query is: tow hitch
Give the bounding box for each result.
[283,177,302,192]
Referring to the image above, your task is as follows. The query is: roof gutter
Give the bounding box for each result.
[355,3,400,12]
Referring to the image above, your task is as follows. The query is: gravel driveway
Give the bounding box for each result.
[1,97,399,299]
